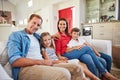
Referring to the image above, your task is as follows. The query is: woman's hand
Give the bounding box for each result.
[52,33,60,40]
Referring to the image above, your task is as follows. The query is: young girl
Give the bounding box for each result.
[41,32,100,80]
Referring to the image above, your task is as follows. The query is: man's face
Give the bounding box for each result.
[27,17,42,34]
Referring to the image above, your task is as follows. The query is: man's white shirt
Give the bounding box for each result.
[26,34,43,60]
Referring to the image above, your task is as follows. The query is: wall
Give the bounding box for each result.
[15,0,86,34]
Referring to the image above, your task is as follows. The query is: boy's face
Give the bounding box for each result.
[71,31,79,40]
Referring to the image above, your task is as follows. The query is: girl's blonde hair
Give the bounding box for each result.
[41,32,54,48]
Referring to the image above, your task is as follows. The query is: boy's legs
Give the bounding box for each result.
[79,46,106,75]
[78,61,100,80]
[18,65,71,80]
[99,52,112,72]
[62,47,99,76]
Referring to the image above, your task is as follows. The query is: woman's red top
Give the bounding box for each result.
[54,32,71,55]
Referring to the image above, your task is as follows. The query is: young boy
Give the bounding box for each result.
[66,27,117,80]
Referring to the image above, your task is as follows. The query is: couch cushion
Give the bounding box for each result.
[0,41,8,66]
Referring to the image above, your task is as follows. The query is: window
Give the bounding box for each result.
[28,0,33,7]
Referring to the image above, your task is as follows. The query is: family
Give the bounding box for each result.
[7,14,118,80]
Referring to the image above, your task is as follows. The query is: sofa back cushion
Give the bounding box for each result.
[0,41,12,77]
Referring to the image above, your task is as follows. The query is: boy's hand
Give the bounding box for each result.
[73,45,86,50]
[96,53,101,57]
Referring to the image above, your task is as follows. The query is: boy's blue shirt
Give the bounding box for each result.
[7,29,41,80]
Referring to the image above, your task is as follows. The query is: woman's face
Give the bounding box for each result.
[58,20,67,33]
[42,35,52,47]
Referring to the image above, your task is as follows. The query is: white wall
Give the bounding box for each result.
[0,0,16,21]
[15,0,86,34]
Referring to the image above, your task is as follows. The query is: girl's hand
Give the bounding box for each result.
[42,60,53,66]
[58,56,68,61]
[52,60,67,64]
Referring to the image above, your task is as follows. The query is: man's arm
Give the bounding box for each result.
[11,58,52,67]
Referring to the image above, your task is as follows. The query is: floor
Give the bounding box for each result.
[111,64,120,79]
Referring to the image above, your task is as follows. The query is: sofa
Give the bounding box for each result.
[0,38,112,80]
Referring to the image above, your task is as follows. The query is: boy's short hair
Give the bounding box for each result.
[71,27,81,36]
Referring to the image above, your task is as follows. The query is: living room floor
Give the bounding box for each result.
[111,64,120,79]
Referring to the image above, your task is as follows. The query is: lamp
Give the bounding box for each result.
[1,0,7,17]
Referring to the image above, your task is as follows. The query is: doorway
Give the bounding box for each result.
[59,7,74,33]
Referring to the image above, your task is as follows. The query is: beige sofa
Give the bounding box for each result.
[0,38,112,80]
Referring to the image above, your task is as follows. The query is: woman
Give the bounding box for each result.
[54,18,117,80]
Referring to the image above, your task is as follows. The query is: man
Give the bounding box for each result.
[7,14,83,80]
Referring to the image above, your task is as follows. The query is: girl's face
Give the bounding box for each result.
[42,35,52,47]
[58,20,67,33]
[71,31,79,40]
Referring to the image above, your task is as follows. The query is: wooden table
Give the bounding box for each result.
[112,45,120,68]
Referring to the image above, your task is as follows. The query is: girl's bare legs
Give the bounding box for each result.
[78,61,100,80]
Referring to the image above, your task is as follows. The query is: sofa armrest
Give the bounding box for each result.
[0,64,13,80]
[91,39,112,56]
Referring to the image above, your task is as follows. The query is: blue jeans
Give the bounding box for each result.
[62,46,106,76]
[99,52,112,72]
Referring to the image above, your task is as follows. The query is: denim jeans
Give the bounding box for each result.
[99,52,112,72]
[62,46,106,76]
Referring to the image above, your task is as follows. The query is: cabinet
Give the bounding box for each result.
[86,0,116,23]
[83,22,120,45]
